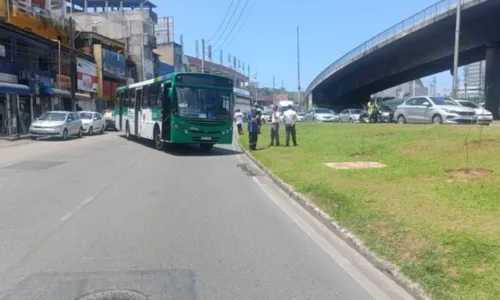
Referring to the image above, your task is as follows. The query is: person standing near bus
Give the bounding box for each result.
[247,107,259,151]
[269,105,280,146]
[234,109,244,135]
[282,105,298,147]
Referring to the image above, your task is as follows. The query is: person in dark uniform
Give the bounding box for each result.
[247,107,259,151]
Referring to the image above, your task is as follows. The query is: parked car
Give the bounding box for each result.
[78,111,106,135]
[394,96,476,124]
[261,112,272,123]
[456,100,492,125]
[338,109,363,123]
[29,111,83,140]
[297,112,306,122]
[304,108,336,123]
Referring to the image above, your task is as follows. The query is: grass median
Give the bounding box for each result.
[239,122,500,300]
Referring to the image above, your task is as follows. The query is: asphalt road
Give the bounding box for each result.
[0,133,415,300]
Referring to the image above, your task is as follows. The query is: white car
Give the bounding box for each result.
[29,111,83,140]
[78,111,106,135]
[394,96,476,124]
[456,100,493,125]
[305,108,336,122]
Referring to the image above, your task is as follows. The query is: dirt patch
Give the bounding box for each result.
[325,161,387,170]
[350,151,375,158]
[375,132,394,137]
[468,139,497,146]
[446,168,492,178]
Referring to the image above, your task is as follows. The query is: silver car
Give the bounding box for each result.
[305,108,336,123]
[456,100,493,125]
[29,111,84,140]
[394,96,477,124]
[338,109,363,123]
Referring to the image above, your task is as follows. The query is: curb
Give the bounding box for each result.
[233,136,432,300]
[0,135,30,142]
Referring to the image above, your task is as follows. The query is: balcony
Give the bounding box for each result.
[7,0,70,44]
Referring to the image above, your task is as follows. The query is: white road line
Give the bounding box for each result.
[251,176,395,300]
[60,196,96,222]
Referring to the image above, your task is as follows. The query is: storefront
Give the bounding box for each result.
[76,57,98,111]
[0,73,31,136]
[95,46,126,112]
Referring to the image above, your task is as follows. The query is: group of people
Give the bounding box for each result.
[233,105,298,151]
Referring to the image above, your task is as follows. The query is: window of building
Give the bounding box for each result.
[0,36,13,62]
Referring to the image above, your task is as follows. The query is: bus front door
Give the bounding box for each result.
[135,88,143,136]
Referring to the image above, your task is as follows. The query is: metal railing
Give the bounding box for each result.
[306,0,484,95]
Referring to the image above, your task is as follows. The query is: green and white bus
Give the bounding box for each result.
[115,72,234,151]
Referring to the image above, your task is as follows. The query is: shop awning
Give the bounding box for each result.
[0,82,30,96]
[41,87,71,97]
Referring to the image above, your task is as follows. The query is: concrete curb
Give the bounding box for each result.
[233,136,432,300]
[0,135,30,142]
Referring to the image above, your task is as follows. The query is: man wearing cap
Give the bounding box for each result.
[247,107,259,151]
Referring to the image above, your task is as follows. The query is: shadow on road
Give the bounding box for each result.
[118,135,242,156]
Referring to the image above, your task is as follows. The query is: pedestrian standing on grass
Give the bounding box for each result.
[282,105,298,147]
[247,107,259,151]
[269,104,280,146]
[234,109,244,135]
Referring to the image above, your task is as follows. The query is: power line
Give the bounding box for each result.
[210,0,243,48]
[213,0,251,53]
[214,0,255,52]
[207,0,235,42]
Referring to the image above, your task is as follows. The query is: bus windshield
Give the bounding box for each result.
[175,87,232,119]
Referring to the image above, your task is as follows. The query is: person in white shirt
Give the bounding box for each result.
[282,106,298,146]
[234,109,244,135]
[269,105,280,146]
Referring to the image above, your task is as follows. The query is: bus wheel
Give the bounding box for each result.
[126,123,132,140]
[154,126,164,150]
[200,143,214,151]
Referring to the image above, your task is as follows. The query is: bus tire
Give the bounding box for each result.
[125,122,132,140]
[153,125,164,150]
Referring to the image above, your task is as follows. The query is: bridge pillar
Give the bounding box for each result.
[485,44,500,119]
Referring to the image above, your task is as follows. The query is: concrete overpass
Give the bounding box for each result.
[306,0,500,118]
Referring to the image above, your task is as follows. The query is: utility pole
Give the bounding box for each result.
[69,17,76,111]
[296,25,301,110]
[201,39,205,73]
[451,0,462,98]
[272,75,275,101]
[141,22,145,80]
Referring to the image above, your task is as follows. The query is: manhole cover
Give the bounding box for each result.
[3,160,65,170]
[75,289,148,300]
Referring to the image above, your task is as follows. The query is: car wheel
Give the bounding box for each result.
[62,129,68,140]
[397,115,406,124]
[88,126,93,136]
[78,127,83,138]
[349,118,354,123]
[100,124,106,134]
[432,114,443,124]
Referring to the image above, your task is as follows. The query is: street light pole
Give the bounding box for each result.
[201,39,205,73]
[451,0,462,98]
[296,25,301,110]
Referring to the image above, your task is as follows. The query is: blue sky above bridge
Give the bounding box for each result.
[156,0,453,93]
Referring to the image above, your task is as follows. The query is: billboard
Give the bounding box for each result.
[76,58,98,93]
[102,49,126,80]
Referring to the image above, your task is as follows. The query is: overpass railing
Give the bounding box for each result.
[306,0,480,95]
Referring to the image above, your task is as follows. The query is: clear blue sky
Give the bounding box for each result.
[154,0,454,92]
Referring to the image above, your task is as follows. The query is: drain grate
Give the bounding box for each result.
[75,289,149,300]
[3,160,65,170]
[237,163,257,176]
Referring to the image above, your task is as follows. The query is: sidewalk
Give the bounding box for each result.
[0,136,32,149]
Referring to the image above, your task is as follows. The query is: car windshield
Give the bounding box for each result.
[38,112,67,121]
[430,97,459,106]
[78,112,93,120]
[458,101,479,108]
[175,87,232,118]
[314,108,331,114]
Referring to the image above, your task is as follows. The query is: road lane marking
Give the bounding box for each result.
[250,176,397,299]
[60,196,96,222]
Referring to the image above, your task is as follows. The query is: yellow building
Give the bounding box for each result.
[0,0,70,44]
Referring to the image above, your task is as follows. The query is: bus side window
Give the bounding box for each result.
[149,83,158,108]
[129,88,136,109]
[142,85,150,108]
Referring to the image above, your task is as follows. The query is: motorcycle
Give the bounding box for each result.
[360,108,381,123]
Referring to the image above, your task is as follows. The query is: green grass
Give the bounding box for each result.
[239,123,500,300]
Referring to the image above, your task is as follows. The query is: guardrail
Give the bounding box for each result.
[306,0,483,95]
